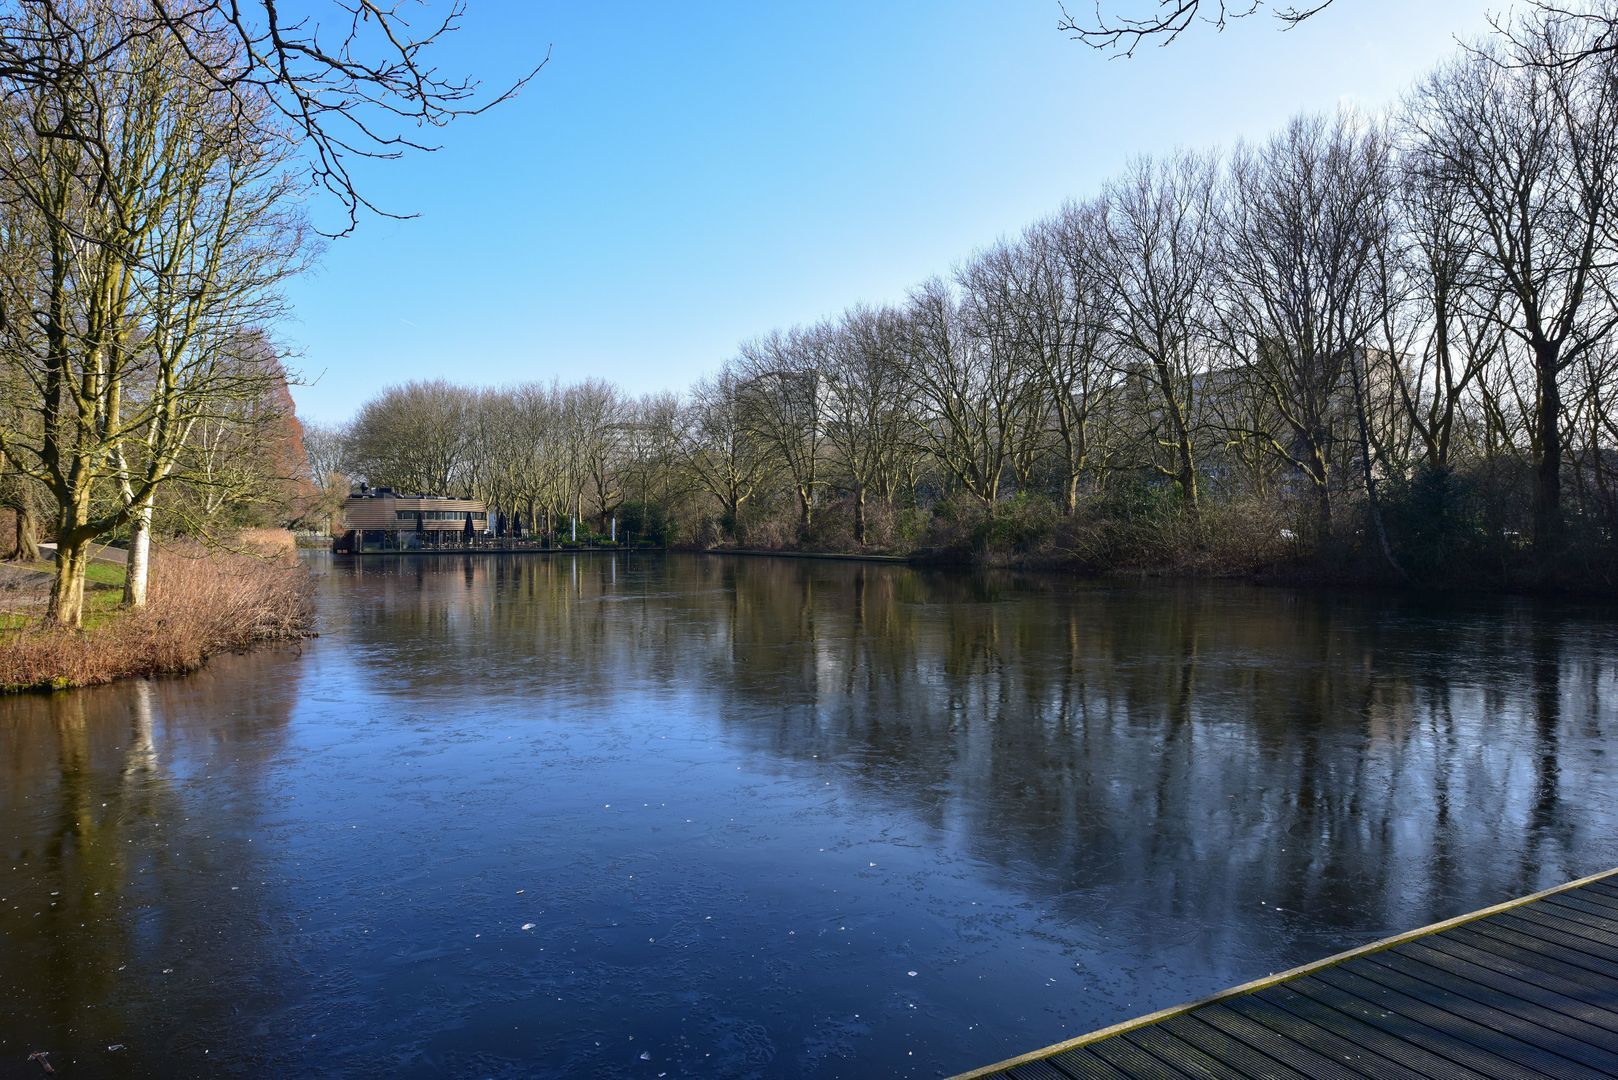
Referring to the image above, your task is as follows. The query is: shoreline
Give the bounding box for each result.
[679,544,1616,600]
[0,538,315,695]
[9,541,1605,699]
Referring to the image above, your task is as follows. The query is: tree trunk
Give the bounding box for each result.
[124,496,153,607]
[1310,444,1333,548]
[853,485,867,545]
[1178,453,1199,529]
[5,502,39,561]
[1350,351,1405,580]
[48,538,89,627]
[1533,347,1563,556]
[1155,361,1198,524]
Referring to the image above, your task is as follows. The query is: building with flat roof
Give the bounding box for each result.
[334,487,488,552]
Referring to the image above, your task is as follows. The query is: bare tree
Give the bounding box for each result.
[1381,127,1507,473]
[620,390,686,533]
[507,382,565,539]
[344,380,471,494]
[1099,153,1220,522]
[735,324,827,537]
[0,0,543,234]
[1217,112,1397,548]
[1499,1,1618,70]
[1408,9,1618,554]
[682,368,773,536]
[567,379,625,532]
[821,305,911,543]
[0,8,307,621]
[302,420,350,491]
[1059,0,1337,56]
[924,270,1040,508]
[0,448,43,560]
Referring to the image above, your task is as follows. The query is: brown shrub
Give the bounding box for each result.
[234,527,298,556]
[0,538,313,693]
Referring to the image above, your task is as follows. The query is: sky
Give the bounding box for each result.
[284,0,1509,427]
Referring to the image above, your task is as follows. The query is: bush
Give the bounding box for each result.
[617,500,675,546]
[1062,475,1182,570]
[923,492,1059,564]
[975,493,1059,558]
[1381,465,1503,586]
[733,503,796,549]
[803,498,858,552]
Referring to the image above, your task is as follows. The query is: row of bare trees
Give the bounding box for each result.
[334,379,683,539]
[0,0,529,625]
[0,4,310,624]
[336,3,1618,581]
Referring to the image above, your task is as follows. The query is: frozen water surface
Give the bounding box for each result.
[3,553,1618,1077]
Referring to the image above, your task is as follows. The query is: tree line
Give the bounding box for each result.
[330,4,1618,588]
[0,0,528,626]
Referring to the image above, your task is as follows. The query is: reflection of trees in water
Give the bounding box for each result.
[701,566,1602,930]
[334,555,1618,949]
[0,652,299,1069]
[0,688,151,1059]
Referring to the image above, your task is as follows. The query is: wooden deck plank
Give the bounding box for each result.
[1546,890,1618,919]
[1036,1048,1135,1079]
[1423,932,1618,1016]
[1147,1015,1314,1080]
[1193,1003,1373,1080]
[1003,1060,1086,1080]
[1218,995,1431,1080]
[1091,1030,1223,1078]
[1240,984,1489,1080]
[1512,904,1618,951]
[1315,962,1607,1078]
[954,867,1618,1080]
[1397,939,1618,1036]
[1287,975,1533,1080]
[1533,900,1618,947]
[1497,909,1618,962]
[1364,950,1618,1059]
[1462,920,1618,984]
[1581,880,1618,903]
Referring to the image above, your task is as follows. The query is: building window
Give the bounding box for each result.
[395,510,487,522]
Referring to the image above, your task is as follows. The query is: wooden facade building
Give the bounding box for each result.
[334,489,489,552]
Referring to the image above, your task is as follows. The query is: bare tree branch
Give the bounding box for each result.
[1058,0,1337,56]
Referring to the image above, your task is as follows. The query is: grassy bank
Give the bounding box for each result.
[0,557,127,631]
[0,533,314,693]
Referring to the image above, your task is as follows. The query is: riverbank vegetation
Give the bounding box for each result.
[328,4,1618,592]
[0,533,312,693]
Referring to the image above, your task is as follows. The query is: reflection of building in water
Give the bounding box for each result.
[333,486,488,552]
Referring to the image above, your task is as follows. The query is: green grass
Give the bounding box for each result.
[83,560,127,588]
[0,556,128,632]
[12,557,126,589]
[79,588,126,628]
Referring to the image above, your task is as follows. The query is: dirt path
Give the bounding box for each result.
[38,541,127,565]
[0,562,51,615]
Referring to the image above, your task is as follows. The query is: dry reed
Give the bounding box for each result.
[0,536,314,693]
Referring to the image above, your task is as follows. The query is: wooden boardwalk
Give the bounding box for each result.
[956,866,1618,1080]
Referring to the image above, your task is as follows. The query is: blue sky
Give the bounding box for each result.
[285,0,1503,426]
